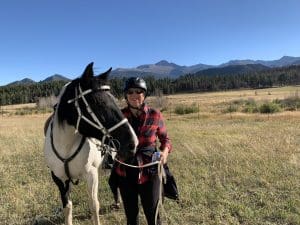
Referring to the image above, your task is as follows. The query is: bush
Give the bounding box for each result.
[225,104,238,113]
[174,103,199,115]
[243,99,259,113]
[14,106,53,115]
[275,96,300,111]
[243,105,259,113]
[259,102,281,114]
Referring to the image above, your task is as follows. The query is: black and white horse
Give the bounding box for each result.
[44,63,138,225]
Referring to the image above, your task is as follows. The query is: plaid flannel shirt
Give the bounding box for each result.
[115,104,172,184]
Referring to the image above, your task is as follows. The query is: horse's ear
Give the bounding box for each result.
[98,67,112,80]
[82,62,94,79]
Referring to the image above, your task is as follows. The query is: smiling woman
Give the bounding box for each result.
[109,76,173,225]
[123,77,147,110]
[126,88,146,109]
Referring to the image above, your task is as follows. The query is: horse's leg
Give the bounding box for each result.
[86,167,100,225]
[51,172,73,225]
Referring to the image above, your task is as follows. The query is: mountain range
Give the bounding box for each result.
[5,56,300,86]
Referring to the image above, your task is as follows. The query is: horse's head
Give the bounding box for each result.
[57,62,137,159]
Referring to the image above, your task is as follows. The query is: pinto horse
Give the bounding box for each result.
[44,63,138,225]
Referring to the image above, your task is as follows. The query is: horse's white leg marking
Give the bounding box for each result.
[64,200,73,225]
[86,167,100,225]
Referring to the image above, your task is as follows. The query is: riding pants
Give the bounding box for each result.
[118,174,161,225]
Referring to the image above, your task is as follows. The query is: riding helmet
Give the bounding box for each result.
[124,77,147,95]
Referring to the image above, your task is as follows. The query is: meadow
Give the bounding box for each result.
[0,86,300,225]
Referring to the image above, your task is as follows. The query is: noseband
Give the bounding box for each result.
[67,84,129,146]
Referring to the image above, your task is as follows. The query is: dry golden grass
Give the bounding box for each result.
[156,85,300,113]
[1,103,37,114]
[0,86,300,225]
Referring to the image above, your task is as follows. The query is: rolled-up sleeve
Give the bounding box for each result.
[157,112,172,152]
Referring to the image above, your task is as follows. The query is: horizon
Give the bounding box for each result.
[1,0,300,86]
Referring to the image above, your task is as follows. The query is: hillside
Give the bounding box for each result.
[6,74,70,86]
[7,78,36,86]
[194,64,270,76]
[1,64,299,106]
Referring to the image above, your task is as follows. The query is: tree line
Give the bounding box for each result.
[1,65,300,106]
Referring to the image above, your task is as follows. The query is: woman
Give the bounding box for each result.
[110,77,172,225]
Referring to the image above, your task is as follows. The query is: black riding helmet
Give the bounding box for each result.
[123,77,147,97]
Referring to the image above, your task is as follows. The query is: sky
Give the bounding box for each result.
[0,0,300,86]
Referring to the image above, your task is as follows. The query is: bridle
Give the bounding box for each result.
[67,83,129,147]
[49,83,129,184]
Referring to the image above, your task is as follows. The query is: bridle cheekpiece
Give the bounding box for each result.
[67,84,128,146]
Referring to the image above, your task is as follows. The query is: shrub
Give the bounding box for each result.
[275,96,300,111]
[259,102,281,114]
[174,103,199,115]
[243,105,259,113]
[232,99,245,105]
[225,104,238,113]
[243,99,259,113]
[14,106,53,115]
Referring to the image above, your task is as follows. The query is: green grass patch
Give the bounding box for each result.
[259,102,281,114]
[174,103,199,115]
[14,106,53,115]
[274,95,300,111]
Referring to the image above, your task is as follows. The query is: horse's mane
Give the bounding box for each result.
[56,79,80,126]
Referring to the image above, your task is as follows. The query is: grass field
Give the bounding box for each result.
[0,86,300,225]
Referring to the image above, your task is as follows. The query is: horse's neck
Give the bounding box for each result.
[52,114,82,154]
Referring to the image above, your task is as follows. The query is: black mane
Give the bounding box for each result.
[57,78,80,126]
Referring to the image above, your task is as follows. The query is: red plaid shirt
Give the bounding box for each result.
[115,104,172,184]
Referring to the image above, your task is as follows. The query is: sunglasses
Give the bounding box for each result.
[127,90,144,95]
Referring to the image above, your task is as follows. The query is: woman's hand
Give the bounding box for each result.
[160,148,169,164]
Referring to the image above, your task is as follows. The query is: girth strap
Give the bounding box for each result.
[50,122,86,184]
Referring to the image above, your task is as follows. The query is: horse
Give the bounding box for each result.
[43,62,138,225]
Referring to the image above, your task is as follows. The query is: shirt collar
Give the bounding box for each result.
[124,103,149,115]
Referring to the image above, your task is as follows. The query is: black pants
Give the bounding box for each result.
[118,174,161,225]
[109,166,120,203]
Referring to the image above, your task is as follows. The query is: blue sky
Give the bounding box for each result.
[0,0,299,86]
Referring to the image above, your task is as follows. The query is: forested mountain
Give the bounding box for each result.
[42,74,70,83]
[0,80,66,105]
[7,78,36,86]
[110,60,190,78]
[111,56,300,78]
[4,56,300,86]
[1,64,299,106]
[6,74,70,86]
[193,64,270,77]
[170,65,300,93]
[220,56,300,68]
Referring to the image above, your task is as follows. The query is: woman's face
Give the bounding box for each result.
[126,88,145,108]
